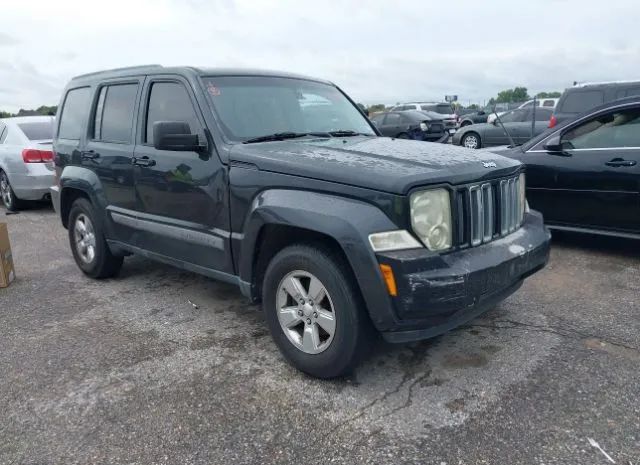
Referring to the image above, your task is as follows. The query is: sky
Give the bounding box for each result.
[1,0,639,112]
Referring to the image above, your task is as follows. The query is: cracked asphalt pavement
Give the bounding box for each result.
[1,207,639,464]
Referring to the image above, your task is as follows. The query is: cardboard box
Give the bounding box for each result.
[0,222,15,288]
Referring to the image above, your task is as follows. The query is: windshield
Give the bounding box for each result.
[18,120,54,140]
[203,76,375,142]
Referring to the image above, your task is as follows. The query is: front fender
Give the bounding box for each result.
[237,189,404,330]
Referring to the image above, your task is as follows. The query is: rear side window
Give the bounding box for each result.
[93,83,138,143]
[145,82,200,143]
[18,121,54,140]
[560,90,604,113]
[384,113,402,125]
[58,87,91,140]
[542,100,555,107]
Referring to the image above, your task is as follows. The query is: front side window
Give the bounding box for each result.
[370,114,384,125]
[94,83,138,143]
[203,76,375,142]
[58,87,91,140]
[561,107,640,149]
[146,82,201,143]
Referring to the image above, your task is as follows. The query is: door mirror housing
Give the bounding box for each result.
[543,134,563,152]
[153,121,202,152]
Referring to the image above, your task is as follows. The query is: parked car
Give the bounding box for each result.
[487,98,559,124]
[494,96,640,238]
[51,65,550,378]
[453,108,554,149]
[550,80,640,128]
[459,109,495,127]
[391,102,458,133]
[370,110,448,142]
[0,116,55,211]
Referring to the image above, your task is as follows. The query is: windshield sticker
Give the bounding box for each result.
[207,83,221,96]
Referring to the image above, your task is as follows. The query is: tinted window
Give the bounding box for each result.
[562,107,640,149]
[384,113,402,125]
[542,100,555,107]
[58,87,91,140]
[431,104,454,114]
[370,114,385,124]
[146,82,200,143]
[94,84,138,142]
[402,111,426,123]
[533,108,553,121]
[18,121,54,140]
[561,90,604,113]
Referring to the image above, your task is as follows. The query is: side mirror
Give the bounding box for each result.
[543,134,563,152]
[153,121,202,152]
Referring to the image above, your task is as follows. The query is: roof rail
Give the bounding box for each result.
[573,79,640,87]
[72,64,163,80]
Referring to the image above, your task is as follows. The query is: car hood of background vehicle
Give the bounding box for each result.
[230,136,521,194]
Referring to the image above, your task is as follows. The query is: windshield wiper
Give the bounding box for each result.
[328,130,372,137]
[243,132,330,144]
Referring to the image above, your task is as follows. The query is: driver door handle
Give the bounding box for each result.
[132,156,156,167]
[605,158,636,167]
[81,150,99,160]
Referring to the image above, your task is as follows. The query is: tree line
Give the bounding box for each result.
[0,105,57,118]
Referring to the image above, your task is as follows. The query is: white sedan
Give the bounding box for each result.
[0,116,55,211]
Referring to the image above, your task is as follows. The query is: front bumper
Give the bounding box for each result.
[376,211,551,343]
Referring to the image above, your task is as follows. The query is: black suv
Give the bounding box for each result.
[51,65,550,378]
[550,80,640,128]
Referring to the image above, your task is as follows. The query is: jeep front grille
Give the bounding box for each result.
[455,174,523,248]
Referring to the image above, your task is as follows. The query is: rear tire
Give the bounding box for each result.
[68,198,123,278]
[0,171,24,212]
[262,244,374,378]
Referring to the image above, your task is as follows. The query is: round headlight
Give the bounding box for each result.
[410,188,452,251]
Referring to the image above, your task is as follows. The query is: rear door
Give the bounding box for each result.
[522,104,640,232]
[379,113,404,137]
[83,79,141,244]
[485,109,526,145]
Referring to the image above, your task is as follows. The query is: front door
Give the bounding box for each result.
[522,105,640,232]
[132,77,232,274]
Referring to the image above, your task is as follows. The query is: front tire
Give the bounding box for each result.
[262,244,373,378]
[0,171,24,211]
[462,132,481,149]
[68,198,123,278]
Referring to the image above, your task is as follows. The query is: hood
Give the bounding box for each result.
[230,136,522,194]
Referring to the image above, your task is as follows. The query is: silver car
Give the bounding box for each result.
[0,116,55,211]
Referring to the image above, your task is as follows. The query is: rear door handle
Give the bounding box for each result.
[81,150,100,160]
[605,158,637,167]
[132,156,156,167]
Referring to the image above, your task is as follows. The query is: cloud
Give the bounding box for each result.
[0,0,639,111]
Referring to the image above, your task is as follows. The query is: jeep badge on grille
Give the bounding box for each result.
[483,162,497,168]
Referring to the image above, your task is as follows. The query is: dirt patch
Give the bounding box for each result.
[442,352,488,369]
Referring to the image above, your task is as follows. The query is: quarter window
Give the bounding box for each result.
[58,87,91,140]
[561,107,640,149]
[561,90,604,113]
[145,82,200,143]
[93,83,138,143]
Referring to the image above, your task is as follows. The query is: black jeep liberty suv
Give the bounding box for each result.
[51,65,550,378]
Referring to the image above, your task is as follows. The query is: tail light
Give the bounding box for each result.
[22,149,53,163]
[548,115,557,128]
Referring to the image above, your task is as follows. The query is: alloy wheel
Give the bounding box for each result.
[276,270,336,354]
[463,134,479,149]
[0,173,12,208]
[74,213,97,264]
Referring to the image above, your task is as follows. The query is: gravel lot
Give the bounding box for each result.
[1,206,639,465]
